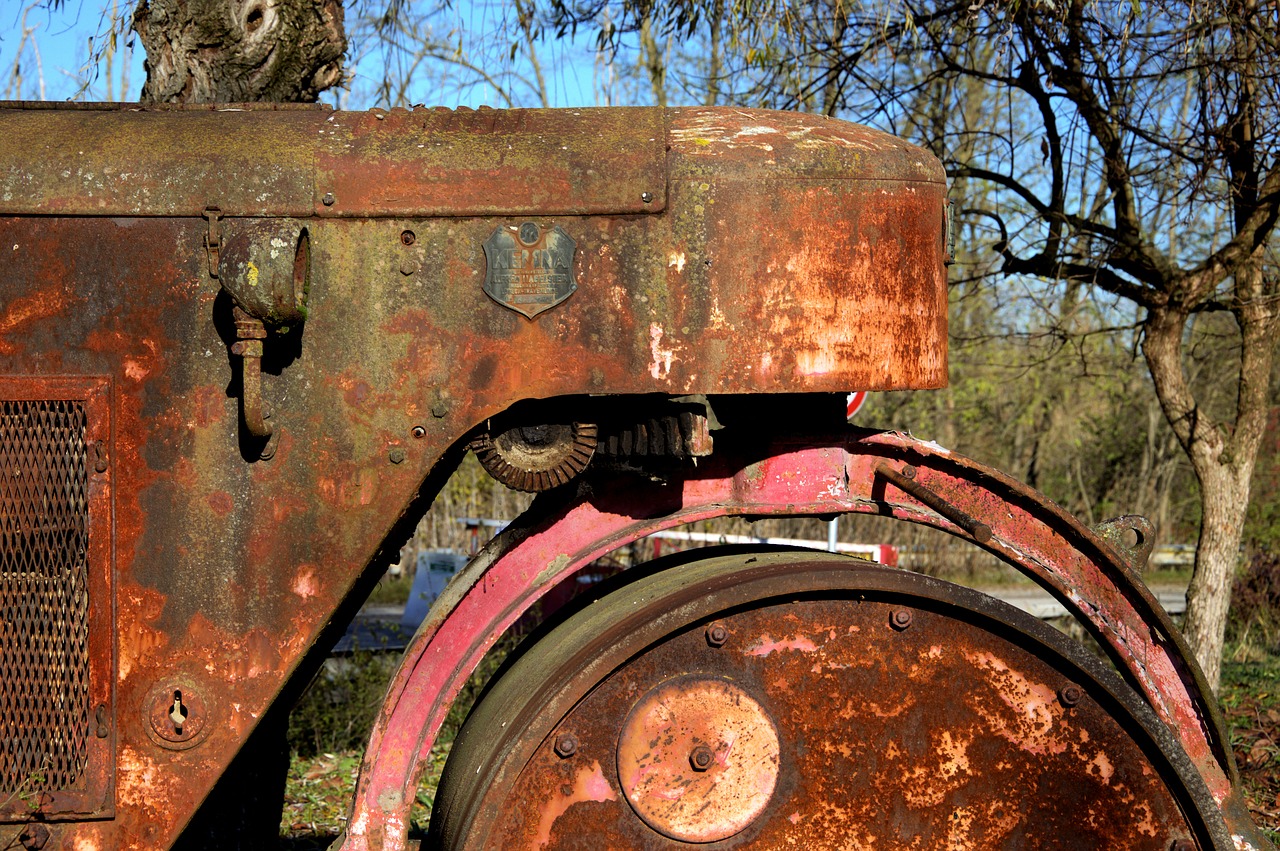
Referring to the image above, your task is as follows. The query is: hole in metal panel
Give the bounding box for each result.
[0,400,91,796]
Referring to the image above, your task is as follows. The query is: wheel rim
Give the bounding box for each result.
[429,550,1218,849]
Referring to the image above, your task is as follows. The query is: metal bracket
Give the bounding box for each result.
[203,206,222,279]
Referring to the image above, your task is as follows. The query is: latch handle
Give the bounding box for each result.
[231,307,274,453]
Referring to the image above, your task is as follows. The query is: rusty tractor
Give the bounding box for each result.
[0,100,1272,850]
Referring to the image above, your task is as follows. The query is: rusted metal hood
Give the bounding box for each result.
[0,102,942,219]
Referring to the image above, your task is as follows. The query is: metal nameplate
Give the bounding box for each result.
[482,223,578,319]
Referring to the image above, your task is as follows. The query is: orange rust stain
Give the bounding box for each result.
[292,566,320,600]
[207,490,234,516]
[971,651,1079,757]
[530,760,616,849]
[117,585,170,681]
[745,634,819,657]
[0,287,71,353]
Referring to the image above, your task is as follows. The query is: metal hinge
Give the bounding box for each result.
[203,206,222,278]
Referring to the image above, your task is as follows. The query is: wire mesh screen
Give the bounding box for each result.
[0,400,91,797]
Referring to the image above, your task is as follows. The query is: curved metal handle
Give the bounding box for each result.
[231,308,273,440]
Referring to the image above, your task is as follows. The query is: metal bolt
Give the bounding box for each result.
[553,732,578,758]
[322,192,335,206]
[431,401,449,418]
[690,745,714,771]
[705,623,728,647]
[399,258,419,276]
[641,191,655,204]
[19,823,49,850]
[389,448,406,465]
[411,426,426,439]
[901,465,917,479]
[890,609,913,631]
[400,230,416,246]
[1059,683,1084,707]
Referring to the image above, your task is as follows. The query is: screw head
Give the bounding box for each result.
[1059,683,1084,707]
[322,192,335,206]
[400,230,416,246]
[890,609,913,631]
[689,744,715,771]
[641,191,655,204]
[705,623,728,647]
[553,732,578,758]
[901,465,917,479]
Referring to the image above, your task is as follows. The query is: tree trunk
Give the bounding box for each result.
[133,0,346,103]
[1143,258,1278,691]
[1182,460,1252,689]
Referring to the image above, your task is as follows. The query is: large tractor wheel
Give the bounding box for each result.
[429,550,1221,849]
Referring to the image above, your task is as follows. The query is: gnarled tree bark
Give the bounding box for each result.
[133,0,346,103]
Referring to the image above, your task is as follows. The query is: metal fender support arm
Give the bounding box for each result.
[344,429,1265,851]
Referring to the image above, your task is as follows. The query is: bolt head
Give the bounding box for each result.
[689,745,715,771]
[641,191,655,204]
[890,609,913,630]
[400,230,416,245]
[1059,683,1084,707]
[553,732,578,758]
[322,192,335,206]
[389,448,406,465]
[705,623,728,647]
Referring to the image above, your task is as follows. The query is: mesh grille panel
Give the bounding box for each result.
[0,400,91,795]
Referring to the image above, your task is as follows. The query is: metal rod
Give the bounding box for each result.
[876,463,992,544]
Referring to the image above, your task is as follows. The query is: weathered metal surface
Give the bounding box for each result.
[0,105,322,217]
[615,677,780,842]
[431,554,1216,849]
[349,430,1270,851]
[0,103,668,219]
[317,107,667,217]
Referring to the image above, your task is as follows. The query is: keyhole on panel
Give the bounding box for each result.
[169,690,188,734]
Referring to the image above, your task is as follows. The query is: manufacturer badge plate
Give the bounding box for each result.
[482,223,578,319]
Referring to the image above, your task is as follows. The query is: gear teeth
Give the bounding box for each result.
[472,421,597,493]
